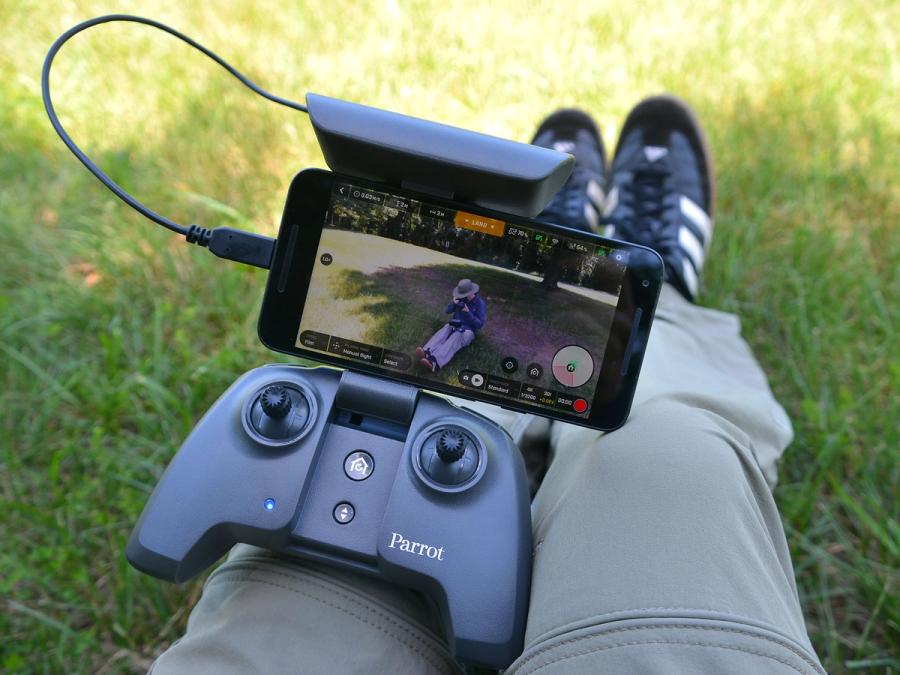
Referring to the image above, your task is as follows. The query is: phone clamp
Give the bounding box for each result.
[306,93,574,218]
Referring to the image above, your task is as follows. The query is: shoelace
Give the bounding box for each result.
[607,163,678,256]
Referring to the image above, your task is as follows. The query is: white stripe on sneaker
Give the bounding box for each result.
[603,186,619,217]
[681,257,699,297]
[584,202,599,232]
[678,225,705,271]
[680,195,712,245]
[586,178,605,210]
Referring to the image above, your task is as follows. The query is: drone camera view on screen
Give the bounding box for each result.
[297,182,628,418]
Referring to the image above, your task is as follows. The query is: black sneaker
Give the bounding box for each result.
[531,109,606,233]
[604,95,715,301]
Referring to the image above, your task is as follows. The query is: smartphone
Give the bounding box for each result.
[258,169,663,431]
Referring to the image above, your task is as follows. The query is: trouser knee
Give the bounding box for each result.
[601,396,759,490]
[539,396,767,527]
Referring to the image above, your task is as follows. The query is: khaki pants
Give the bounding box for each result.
[150,286,825,674]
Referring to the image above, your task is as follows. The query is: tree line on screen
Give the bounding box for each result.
[329,197,624,294]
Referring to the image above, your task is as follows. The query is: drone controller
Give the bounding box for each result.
[127,365,532,668]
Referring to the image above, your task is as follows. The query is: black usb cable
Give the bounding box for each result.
[42,14,308,269]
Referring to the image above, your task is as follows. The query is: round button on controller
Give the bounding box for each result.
[333,502,355,524]
[344,451,374,481]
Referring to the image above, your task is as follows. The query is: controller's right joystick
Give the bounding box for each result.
[436,429,466,462]
[417,426,482,489]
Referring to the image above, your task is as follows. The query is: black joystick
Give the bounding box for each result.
[245,382,312,444]
[260,385,291,418]
[436,429,465,462]
[418,426,482,488]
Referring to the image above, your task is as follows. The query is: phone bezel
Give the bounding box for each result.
[258,168,663,431]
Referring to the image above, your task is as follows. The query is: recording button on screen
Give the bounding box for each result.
[555,393,589,414]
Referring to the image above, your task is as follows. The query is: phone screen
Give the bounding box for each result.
[292,180,634,420]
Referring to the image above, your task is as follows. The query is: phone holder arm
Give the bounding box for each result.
[306,93,574,218]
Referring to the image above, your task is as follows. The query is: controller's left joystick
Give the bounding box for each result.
[260,384,292,418]
[244,382,313,445]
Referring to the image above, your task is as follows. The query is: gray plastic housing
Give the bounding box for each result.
[306,93,574,217]
[127,365,532,669]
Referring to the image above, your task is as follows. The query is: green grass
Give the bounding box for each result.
[1,0,897,672]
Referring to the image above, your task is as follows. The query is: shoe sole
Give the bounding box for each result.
[613,94,715,214]
[530,108,607,170]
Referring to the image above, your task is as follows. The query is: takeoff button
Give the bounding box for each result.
[333,502,355,524]
[344,451,374,481]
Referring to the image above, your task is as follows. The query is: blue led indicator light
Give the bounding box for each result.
[264,498,276,511]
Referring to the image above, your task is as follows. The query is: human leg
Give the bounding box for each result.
[427,328,475,369]
[507,97,823,673]
[150,546,462,674]
[423,323,454,354]
[507,285,822,673]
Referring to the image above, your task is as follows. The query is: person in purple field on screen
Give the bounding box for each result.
[416,278,486,373]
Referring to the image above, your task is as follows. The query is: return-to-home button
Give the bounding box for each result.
[344,451,374,481]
